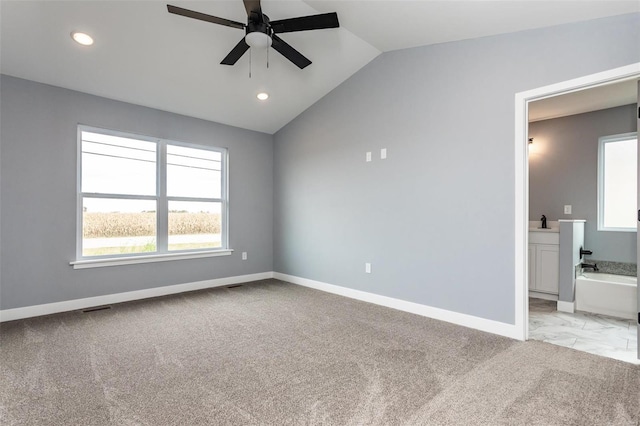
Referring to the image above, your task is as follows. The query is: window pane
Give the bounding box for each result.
[82,131,156,196]
[167,145,222,198]
[603,138,637,229]
[83,198,157,256]
[168,201,221,251]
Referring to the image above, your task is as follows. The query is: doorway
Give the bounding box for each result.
[514,63,640,361]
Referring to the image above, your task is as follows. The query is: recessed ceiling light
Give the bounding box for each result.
[257,92,269,101]
[71,31,94,46]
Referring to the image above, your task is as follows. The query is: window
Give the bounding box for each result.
[597,132,637,232]
[76,126,228,265]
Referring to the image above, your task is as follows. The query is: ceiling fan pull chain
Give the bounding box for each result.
[267,46,269,69]
[249,47,252,78]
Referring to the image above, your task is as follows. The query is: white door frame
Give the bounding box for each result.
[514,63,640,341]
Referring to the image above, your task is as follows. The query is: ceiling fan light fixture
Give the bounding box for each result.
[257,92,269,101]
[71,31,94,46]
[245,31,272,49]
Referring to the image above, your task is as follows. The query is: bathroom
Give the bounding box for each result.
[527,80,638,364]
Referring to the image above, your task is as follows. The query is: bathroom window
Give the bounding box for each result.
[76,125,229,264]
[597,132,637,232]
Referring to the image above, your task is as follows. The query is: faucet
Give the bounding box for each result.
[541,215,547,229]
[580,263,599,272]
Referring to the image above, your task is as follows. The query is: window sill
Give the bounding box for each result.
[597,227,637,233]
[70,249,233,269]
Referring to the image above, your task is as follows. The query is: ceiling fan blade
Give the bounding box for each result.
[221,38,250,65]
[271,34,311,69]
[243,0,262,18]
[167,5,245,30]
[270,12,339,34]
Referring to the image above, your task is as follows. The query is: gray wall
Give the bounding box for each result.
[273,13,640,325]
[529,105,637,263]
[0,75,274,310]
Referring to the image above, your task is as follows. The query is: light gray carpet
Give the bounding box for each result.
[1,279,638,425]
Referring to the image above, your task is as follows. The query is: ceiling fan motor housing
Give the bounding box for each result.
[247,14,272,35]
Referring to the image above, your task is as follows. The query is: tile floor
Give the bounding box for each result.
[529,298,639,365]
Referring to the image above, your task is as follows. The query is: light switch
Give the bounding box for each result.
[365,263,371,273]
[564,205,572,214]
[381,148,387,159]
[366,152,372,162]
[242,252,247,260]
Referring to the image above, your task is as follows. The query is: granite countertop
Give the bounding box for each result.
[529,220,560,233]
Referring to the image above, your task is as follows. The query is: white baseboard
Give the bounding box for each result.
[556,300,575,313]
[273,272,521,340]
[3,271,522,341]
[528,291,558,301]
[0,271,275,322]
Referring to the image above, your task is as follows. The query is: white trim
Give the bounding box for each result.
[514,63,640,343]
[5,270,522,340]
[557,301,575,313]
[0,271,274,322]
[70,249,233,269]
[514,75,529,341]
[274,273,521,340]
[222,147,230,250]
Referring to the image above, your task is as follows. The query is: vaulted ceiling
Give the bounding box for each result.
[1,1,638,134]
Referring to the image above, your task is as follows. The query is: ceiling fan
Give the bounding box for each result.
[167,1,339,69]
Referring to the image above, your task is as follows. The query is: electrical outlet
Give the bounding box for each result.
[242,252,247,260]
[564,205,572,214]
[365,263,371,273]
[380,148,387,159]
[366,152,372,162]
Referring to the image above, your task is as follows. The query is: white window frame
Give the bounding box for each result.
[597,131,637,233]
[71,125,231,269]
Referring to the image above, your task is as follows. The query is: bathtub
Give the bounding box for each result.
[575,272,637,320]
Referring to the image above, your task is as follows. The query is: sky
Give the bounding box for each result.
[603,136,636,229]
[81,130,223,214]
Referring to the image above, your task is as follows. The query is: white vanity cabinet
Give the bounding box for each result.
[528,231,560,296]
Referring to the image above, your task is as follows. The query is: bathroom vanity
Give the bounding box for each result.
[529,224,559,299]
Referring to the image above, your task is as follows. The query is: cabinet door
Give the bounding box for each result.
[528,244,537,291]
[535,244,559,294]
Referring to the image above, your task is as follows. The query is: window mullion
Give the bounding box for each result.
[80,193,158,201]
[157,141,168,253]
[166,196,223,203]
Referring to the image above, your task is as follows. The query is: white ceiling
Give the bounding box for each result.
[529,79,638,122]
[307,0,640,52]
[1,1,638,134]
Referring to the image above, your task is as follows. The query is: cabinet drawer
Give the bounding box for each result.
[529,231,559,245]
